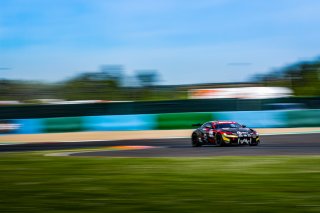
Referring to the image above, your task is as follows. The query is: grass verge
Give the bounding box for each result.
[0,153,320,213]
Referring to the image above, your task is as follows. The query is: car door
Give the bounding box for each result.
[208,124,217,143]
[200,122,212,142]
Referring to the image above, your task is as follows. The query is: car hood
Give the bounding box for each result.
[221,128,253,133]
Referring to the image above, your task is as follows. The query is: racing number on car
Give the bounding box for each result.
[203,130,208,140]
[209,129,214,138]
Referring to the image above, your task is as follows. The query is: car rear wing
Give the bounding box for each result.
[192,123,202,127]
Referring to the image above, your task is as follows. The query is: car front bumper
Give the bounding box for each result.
[222,134,260,144]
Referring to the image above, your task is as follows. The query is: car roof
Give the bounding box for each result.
[210,121,237,124]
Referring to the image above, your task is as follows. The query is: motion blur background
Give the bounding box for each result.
[1,0,320,132]
[1,2,320,213]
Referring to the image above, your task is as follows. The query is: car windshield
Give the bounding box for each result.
[217,123,241,129]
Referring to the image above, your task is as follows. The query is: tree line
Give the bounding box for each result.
[1,58,320,102]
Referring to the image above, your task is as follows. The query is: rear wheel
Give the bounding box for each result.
[192,134,202,147]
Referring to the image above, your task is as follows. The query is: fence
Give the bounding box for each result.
[1,97,320,119]
[2,109,320,134]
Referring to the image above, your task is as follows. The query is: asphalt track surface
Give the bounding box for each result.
[1,133,320,157]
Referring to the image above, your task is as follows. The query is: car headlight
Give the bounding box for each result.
[251,131,259,135]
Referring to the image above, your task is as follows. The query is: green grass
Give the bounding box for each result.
[0,153,320,213]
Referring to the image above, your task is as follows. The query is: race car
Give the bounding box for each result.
[191,121,260,147]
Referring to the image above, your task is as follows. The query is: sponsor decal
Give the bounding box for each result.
[209,129,214,137]
[0,120,21,134]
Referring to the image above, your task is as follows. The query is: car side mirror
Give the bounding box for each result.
[242,125,247,128]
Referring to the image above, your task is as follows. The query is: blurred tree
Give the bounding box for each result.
[133,70,161,101]
[135,70,159,88]
[59,72,122,100]
[258,58,320,96]
[100,65,124,87]
[0,80,58,101]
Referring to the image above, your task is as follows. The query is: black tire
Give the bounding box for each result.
[249,138,260,146]
[191,133,202,147]
[215,134,225,147]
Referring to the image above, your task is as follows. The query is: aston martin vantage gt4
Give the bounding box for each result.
[191,121,260,147]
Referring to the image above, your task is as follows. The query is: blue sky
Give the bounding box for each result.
[1,0,320,84]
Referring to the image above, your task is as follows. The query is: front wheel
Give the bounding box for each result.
[191,134,202,147]
[249,138,260,146]
[215,134,225,147]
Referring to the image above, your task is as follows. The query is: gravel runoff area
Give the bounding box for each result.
[1,127,320,143]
